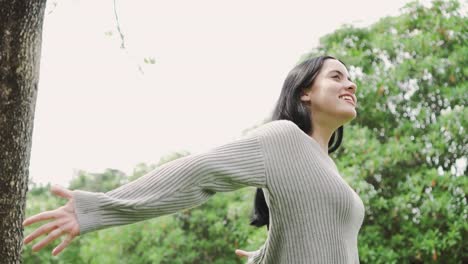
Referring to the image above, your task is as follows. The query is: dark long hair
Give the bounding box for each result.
[249,55,346,230]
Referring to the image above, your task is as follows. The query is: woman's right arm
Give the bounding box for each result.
[24,119,297,256]
[23,125,271,255]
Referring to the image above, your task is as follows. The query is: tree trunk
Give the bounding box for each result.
[0,0,47,262]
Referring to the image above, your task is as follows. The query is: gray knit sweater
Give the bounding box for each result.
[72,120,365,263]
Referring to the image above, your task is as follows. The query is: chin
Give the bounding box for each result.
[337,110,357,124]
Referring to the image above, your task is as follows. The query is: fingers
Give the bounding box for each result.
[235,249,253,258]
[24,218,78,255]
[23,209,59,227]
[24,219,64,245]
[23,185,72,227]
[32,226,64,252]
[22,184,77,256]
[51,185,73,199]
[235,249,246,257]
[52,233,74,256]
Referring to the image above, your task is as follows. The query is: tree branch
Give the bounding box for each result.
[113,0,125,49]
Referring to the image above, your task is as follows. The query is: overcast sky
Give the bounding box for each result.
[30,0,418,186]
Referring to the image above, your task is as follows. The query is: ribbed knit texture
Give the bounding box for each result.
[72,120,365,263]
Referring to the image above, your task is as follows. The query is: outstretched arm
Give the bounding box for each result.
[23,131,267,255]
[23,119,298,256]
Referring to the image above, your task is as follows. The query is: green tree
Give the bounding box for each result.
[69,169,128,192]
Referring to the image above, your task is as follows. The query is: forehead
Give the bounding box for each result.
[321,59,349,74]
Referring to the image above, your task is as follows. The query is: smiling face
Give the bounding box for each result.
[300,59,358,128]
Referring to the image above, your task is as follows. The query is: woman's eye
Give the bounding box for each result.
[332,75,340,80]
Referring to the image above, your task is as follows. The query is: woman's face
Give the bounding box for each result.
[301,59,358,127]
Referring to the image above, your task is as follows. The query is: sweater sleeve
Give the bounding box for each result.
[72,132,267,235]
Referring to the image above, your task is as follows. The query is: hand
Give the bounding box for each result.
[23,185,80,256]
[235,249,256,259]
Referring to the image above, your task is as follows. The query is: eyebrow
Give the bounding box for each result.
[329,70,353,82]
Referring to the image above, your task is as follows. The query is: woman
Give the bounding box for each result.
[24,55,363,263]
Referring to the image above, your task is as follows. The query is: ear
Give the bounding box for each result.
[300,90,311,103]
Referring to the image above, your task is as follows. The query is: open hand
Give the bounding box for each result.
[23,185,80,256]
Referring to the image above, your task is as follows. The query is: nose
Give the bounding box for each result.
[346,80,357,94]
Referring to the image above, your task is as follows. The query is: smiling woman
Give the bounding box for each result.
[247,55,362,263]
[23,55,364,264]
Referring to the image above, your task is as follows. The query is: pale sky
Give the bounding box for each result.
[30,0,417,186]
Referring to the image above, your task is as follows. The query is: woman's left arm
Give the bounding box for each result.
[236,244,267,264]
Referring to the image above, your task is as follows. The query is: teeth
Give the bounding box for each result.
[339,95,353,102]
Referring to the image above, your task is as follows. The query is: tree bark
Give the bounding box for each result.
[0,0,47,262]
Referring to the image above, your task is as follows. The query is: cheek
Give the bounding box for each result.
[310,88,341,112]
[310,94,338,112]
[318,88,340,104]
[309,80,341,109]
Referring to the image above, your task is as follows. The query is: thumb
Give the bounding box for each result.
[51,184,73,199]
[235,249,252,258]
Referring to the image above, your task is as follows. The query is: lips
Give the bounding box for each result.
[341,99,355,106]
[338,95,356,106]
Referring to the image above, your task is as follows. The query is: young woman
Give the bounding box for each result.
[24,55,363,263]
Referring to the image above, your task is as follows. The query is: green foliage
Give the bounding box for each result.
[68,168,128,192]
[23,0,466,263]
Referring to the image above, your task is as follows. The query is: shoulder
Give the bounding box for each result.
[247,119,304,141]
[266,119,301,131]
[248,120,309,173]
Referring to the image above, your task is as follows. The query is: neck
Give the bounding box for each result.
[309,122,338,157]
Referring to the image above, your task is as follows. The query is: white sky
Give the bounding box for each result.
[30,0,416,187]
